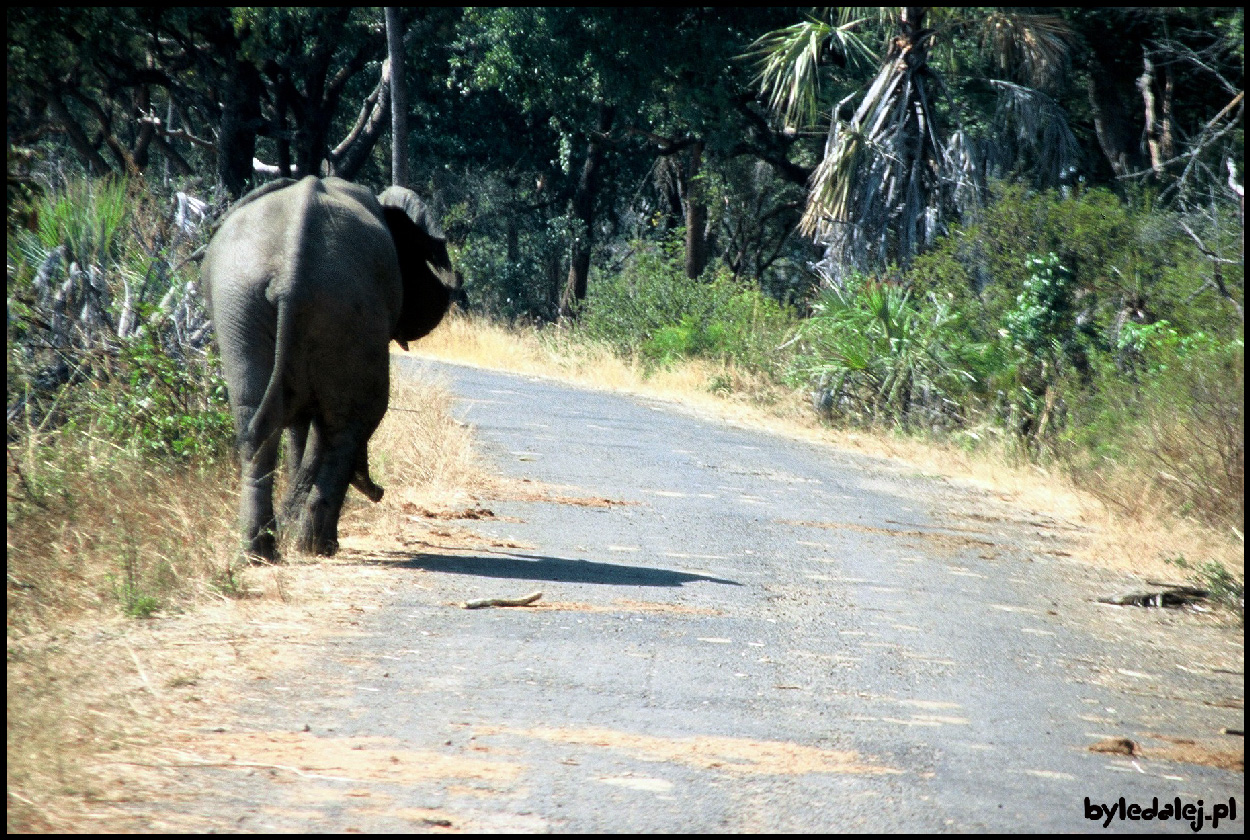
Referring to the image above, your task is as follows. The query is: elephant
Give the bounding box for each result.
[201,176,455,561]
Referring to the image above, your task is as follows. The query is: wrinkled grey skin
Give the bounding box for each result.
[202,176,455,560]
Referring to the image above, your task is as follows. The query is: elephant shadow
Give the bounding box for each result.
[358,550,743,588]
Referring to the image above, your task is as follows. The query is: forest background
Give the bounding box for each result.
[7,7,1244,619]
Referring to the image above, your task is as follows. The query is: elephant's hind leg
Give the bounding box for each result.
[239,431,281,562]
[280,420,315,528]
[292,426,367,556]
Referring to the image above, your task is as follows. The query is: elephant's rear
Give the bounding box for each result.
[203,178,399,437]
[201,182,305,443]
[201,177,404,560]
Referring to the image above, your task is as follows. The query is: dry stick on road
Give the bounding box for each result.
[462,591,543,609]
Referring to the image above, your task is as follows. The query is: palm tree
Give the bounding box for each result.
[750,7,1075,284]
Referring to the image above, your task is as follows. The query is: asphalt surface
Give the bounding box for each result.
[200,358,1243,832]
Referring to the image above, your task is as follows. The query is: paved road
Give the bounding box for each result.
[211,358,1243,832]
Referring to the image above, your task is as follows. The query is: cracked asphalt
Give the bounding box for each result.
[171,357,1243,833]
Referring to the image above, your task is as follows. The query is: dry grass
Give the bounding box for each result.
[6,372,485,832]
[332,372,495,550]
[7,437,241,632]
[7,431,240,830]
[409,311,1243,587]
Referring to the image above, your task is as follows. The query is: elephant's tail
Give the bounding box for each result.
[245,296,294,446]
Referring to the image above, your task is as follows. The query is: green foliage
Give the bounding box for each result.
[91,332,235,463]
[577,237,797,375]
[456,211,577,321]
[908,181,1243,460]
[1002,254,1085,358]
[1062,330,1243,529]
[790,276,974,428]
[7,175,233,465]
[31,176,129,267]
[913,182,1243,339]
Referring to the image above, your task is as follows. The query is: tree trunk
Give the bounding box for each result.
[1086,59,1148,180]
[330,62,391,180]
[217,61,264,197]
[1138,51,1175,178]
[560,104,615,318]
[133,81,154,169]
[684,140,708,279]
[42,87,112,176]
[895,7,937,262]
[385,7,409,188]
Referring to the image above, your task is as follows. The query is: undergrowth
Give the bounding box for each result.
[7,174,237,627]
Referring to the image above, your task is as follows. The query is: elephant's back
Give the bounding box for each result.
[203,177,400,321]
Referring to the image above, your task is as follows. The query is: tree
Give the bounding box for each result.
[751,8,1076,281]
[1068,7,1243,199]
[450,8,809,316]
[385,7,408,188]
[8,8,400,196]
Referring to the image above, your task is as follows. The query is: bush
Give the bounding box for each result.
[7,175,231,462]
[577,237,798,376]
[456,212,576,322]
[7,174,238,623]
[94,330,235,462]
[1062,325,1243,531]
[789,274,975,430]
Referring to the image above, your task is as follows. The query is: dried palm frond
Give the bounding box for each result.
[980,12,1073,90]
[987,80,1080,186]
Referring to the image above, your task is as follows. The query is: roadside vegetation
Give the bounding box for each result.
[6,6,1243,829]
[417,187,1245,610]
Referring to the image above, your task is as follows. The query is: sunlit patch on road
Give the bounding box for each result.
[476,725,901,776]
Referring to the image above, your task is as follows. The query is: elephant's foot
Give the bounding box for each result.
[294,504,340,556]
[295,530,339,557]
[246,531,280,564]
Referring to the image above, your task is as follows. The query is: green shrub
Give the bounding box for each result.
[457,214,575,321]
[577,237,798,376]
[1061,326,1243,530]
[790,275,976,429]
[7,174,232,463]
[92,330,235,462]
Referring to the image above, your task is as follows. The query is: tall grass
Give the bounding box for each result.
[32,176,129,267]
[7,428,241,629]
[8,174,239,626]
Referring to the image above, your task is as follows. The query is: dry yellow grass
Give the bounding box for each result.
[409,311,1243,585]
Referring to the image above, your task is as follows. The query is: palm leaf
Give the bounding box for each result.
[980,12,1072,90]
[746,16,875,132]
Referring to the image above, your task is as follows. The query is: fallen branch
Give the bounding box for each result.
[104,758,358,784]
[463,591,543,610]
[1097,585,1210,608]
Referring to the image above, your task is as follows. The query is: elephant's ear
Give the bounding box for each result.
[378,187,456,344]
